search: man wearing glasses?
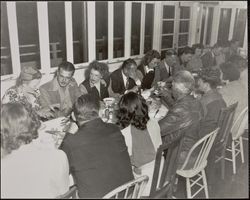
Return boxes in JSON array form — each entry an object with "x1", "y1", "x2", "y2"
[{"x1": 39, "y1": 61, "x2": 81, "y2": 119}]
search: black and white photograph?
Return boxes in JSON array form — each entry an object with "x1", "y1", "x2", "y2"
[{"x1": 1, "y1": 1, "x2": 248, "y2": 198}]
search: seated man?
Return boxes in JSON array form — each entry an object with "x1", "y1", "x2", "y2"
[
  {"x1": 60, "y1": 94, "x2": 134, "y2": 198},
  {"x1": 79, "y1": 60, "x2": 109, "y2": 101},
  {"x1": 178, "y1": 46, "x2": 194, "y2": 69},
  {"x1": 159, "y1": 70, "x2": 204, "y2": 168},
  {"x1": 219, "y1": 55, "x2": 248, "y2": 121},
  {"x1": 158, "y1": 49, "x2": 179, "y2": 82},
  {"x1": 197, "y1": 68, "x2": 227, "y2": 137},
  {"x1": 201, "y1": 43, "x2": 221, "y2": 68},
  {"x1": 186, "y1": 43, "x2": 204, "y2": 73},
  {"x1": 109, "y1": 58, "x2": 141, "y2": 97},
  {"x1": 196, "y1": 68, "x2": 227, "y2": 188},
  {"x1": 137, "y1": 50, "x2": 161, "y2": 90},
  {"x1": 39, "y1": 61, "x2": 81, "y2": 118}
]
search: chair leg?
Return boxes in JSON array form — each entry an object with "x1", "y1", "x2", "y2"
[
  {"x1": 186, "y1": 178, "x2": 192, "y2": 198},
  {"x1": 232, "y1": 140, "x2": 236, "y2": 174},
  {"x1": 202, "y1": 170, "x2": 209, "y2": 198},
  {"x1": 221, "y1": 149, "x2": 226, "y2": 179},
  {"x1": 239, "y1": 136, "x2": 245, "y2": 163}
]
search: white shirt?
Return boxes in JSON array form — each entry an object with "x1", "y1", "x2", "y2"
[
  {"x1": 93, "y1": 82, "x2": 101, "y2": 95},
  {"x1": 1, "y1": 140, "x2": 70, "y2": 198},
  {"x1": 164, "y1": 60, "x2": 171, "y2": 75},
  {"x1": 121, "y1": 70, "x2": 128, "y2": 88}
]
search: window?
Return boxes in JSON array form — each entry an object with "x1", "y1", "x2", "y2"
[
  {"x1": 200, "y1": 7, "x2": 206, "y2": 44},
  {"x1": 16, "y1": 2, "x2": 40, "y2": 69},
  {"x1": 1, "y1": 2, "x2": 159, "y2": 77},
  {"x1": 131, "y1": 2, "x2": 141, "y2": 56},
  {"x1": 205, "y1": 7, "x2": 214, "y2": 45},
  {"x1": 178, "y1": 6, "x2": 190, "y2": 48},
  {"x1": 161, "y1": 5, "x2": 175, "y2": 51},
  {"x1": 161, "y1": 5, "x2": 175, "y2": 58},
  {"x1": 217, "y1": 8, "x2": 232, "y2": 44},
  {"x1": 95, "y1": 2, "x2": 108, "y2": 60},
  {"x1": 72, "y1": 1, "x2": 88, "y2": 64},
  {"x1": 144, "y1": 4, "x2": 154, "y2": 53},
  {"x1": 233, "y1": 9, "x2": 247, "y2": 47},
  {"x1": 48, "y1": 2, "x2": 67, "y2": 68},
  {"x1": 113, "y1": 2, "x2": 125, "y2": 58},
  {"x1": 1, "y1": 2, "x2": 12, "y2": 76}
]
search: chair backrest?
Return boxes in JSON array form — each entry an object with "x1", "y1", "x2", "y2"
[
  {"x1": 231, "y1": 107, "x2": 248, "y2": 140},
  {"x1": 56, "y1": 185, "x2": 78, "y2": 199},
  {"x1": 216, "y1": 102, "x2": 238, "y2": 146},
  {"x1": 179, "y1": 128, "x2": 219, "y2": 171},
  {"x1": 102, "y1": 175, "x2": 149, "y2": 199},
  {"x1": 149, "y1": 129, "x2": 184, "y2": 197}
]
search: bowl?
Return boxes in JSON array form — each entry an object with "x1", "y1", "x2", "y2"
[{"x1": 103, "y1": 97, "x2": 115, "y2": 106}]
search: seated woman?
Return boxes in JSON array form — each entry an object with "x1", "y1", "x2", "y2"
[
  {"x1": 79, "y1": 60, "x2": 109, "y2": 101},
  {"x1": 1, "y1": 102, "x2": 70, "y2": 198},
  {"x1": 137, "y1": 50, "x2": 161, "y2": 90},
  {"x1": 2, "y1": 65, "x2": 54, "y2": 119},
  {"x1": 116, "y1": 92, "x2": 162, "y2": 196}
]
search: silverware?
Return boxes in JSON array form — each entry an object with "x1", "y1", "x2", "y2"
[{"x1": 45, "y1": 130, "x2": 62, "y2": 135}]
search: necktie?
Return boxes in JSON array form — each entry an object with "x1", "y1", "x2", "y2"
[{"x1": 125, "y1": 77, "x2": 130, "y2": 90}]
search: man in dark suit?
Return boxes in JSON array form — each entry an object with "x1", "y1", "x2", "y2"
[
  {"x1": 201, "y1": 43, "x2": 221, "y2": 68},
  {"x1": 60, "y1": 94, "x2": 134, "y2": 198},
  {"x1": 178, "y1": 46, "x2": 193, "y2": 69},
  {"x1": 158, "y1": 49, "x2": 179, "y2": 82},
  {"x1": 109, "y1": 58, "x2": 141, "y2": 97}
]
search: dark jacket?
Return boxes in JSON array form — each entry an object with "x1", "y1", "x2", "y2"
[
  {"x1": 110, "y1": 68, "x2": 136, "y2": 95},
  {"x1": 201, "y1": 51, "x2": 217, "y2": 68},
  {"x1": 159, "y1": 95, "x2": 204, "y2": 154},
  {"x1": 80, "y1": 79, "x2": 109, "y2": 101},
  {"x1": 158, "y1": 60, "x2": 172, "y2": 81},
  {"x1": 199, "y1": 89, "x2": 227, "y2": 137},
  {"x1": 137, "y1": 64, "x2": 161, "y2": 90},
  {"x1": 60, "y1": 118, "x2": 134, "y2": 198}
]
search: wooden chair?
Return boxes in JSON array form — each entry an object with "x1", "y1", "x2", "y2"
[
  {"x1": 102, "y1": 175, "x2": 149, "y2": 199},
  {"x1": 176, "y1": 128, "x2": 219, "y2": 198},
  {"x1": 225, "y1": 106, "x2": 248, "y2": 174},
  {"x1": 214, "y1": 102, "x2": 238, "y2": 179},
  {"x1": 149, "y1": 131, "x2": 184, "y2": 199},
  {"x1": 56, "y1": 185, "x2": 78, "y2": 199}
]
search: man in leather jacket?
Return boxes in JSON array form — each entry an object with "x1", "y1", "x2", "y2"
[{"x1": 159, "y1": 70, "x2": 204, "y2": 168}]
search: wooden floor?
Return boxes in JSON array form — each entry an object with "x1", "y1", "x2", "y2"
[{"x1": 175, "y1": 136, "x2": 249, "y2": 199}]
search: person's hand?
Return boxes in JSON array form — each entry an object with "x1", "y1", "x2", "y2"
[
  {"x1": 157, "y1": 81, "x2": 166, "y2": 87},
  {"x1": 100, "y1": 79, "x2": 107, "y2": 87},
  {"x1": 49, "y1": 103, "x2": 60, "y2": 112},
  {"x1": 61, "y1": 116, "x2": 71, "y2": 126},
  {"x1": 127, "y1": 86, "x2": 139, "y2": 93},
  {"x1": 37, "y1": 107, "x2": 55, "y2": 119}
]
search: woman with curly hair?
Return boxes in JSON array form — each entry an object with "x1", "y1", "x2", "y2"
[
  {"x1": 79, "y1": 60, "x2": 110, "y2": 101},
  {"x1": 116, "y1": 92, "x2": 162, "y2": 196},
  {"x1": 1, "y1": 102, "x2": 69, "y2": 198}
]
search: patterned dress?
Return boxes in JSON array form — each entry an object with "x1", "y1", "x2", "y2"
[{"x1": 2, "y1": 86, "x2": 41, "y2": 111}]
